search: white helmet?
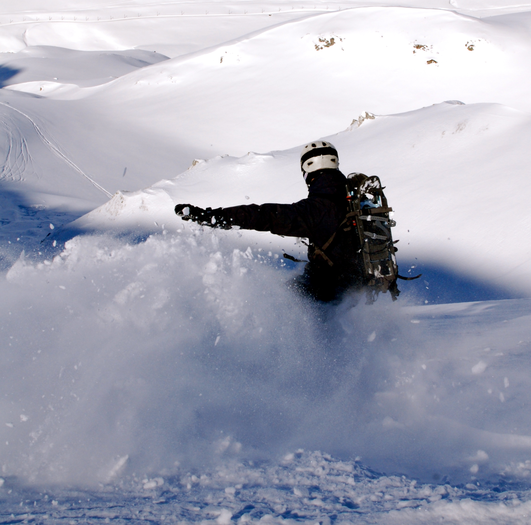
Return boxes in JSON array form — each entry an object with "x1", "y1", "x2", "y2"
[{"x1": 300, "y1": 141, "x2": 339, "y2": 173}]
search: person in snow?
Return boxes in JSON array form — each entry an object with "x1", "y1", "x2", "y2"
[{"x1": 174, "y1": 141, "x2": 361, "y2": 302}]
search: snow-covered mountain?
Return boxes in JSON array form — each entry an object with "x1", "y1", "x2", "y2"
[{"x1": 1, "y1": 1, "x2": 531, "y2": 523}]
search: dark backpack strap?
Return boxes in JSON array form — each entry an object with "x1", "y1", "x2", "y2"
[
  {"x1": 397, "y1": 273, "x2": 422, "y2": 280},
  {"x1": 311, "y1": 244, "x2": 335, "y2": 267},
  {"x1": 311, "y1": 210, "x2": 354, "y2": 267}
]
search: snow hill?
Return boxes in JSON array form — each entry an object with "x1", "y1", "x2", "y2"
[{"x1": 2, "y1": 1, "x2": 531, "y2": 523}]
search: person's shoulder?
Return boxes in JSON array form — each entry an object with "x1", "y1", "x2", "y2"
[
  {"x1": 315, "y1": 169, "x2": 347, "y2": 187},
  {"x1": 320, "y1": 168, "x2": 346, "y2": 180}
]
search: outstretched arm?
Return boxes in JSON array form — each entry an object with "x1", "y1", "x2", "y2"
[
  {"x1": 174, "y1": 194, "x2": 338, "y2": 242},
  {"x1": 174, "y1": 200, "x2": 318, "y2": 239},
  {"x1": 222, "y1": 202, "x2": 313, "y2": 238}
]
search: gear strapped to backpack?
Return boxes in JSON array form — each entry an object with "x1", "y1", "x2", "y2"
[
  {"x1": 345, "y1": 173, "x2": 400, "y2": 302},
  {"x1": 312, "y1": 172, "x2": 419, "y2": 303}
]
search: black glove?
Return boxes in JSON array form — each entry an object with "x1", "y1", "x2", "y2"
[{"x1": 174, "y1": 204, "x2": 231, "y2": 229}]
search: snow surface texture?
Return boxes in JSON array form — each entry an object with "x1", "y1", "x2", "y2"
[{"x1": 2, "y1": 0, "x2": 531, "y2": 523}]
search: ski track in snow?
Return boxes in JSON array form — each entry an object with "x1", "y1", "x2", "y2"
[
  {"x1": 0, "y1": 125, "x2": 30, "y2": 183},
  {"x1": 0, "y1": 102, "x2": 112, "y2": 198}
]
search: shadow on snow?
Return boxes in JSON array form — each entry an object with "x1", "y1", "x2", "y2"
[
  {"x1": 1, "y1": 187, "x2": 525, "y2": 305},
  {"x1": 0, "y1": 185, "x2": 87, "y2": 270},
  {"x1": 0, "y1": 65, "x2": 22, "y2": 88}
]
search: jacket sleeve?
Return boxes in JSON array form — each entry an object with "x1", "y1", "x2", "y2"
[{"x1": 222, "y1": 198, "x2": 332, "y2": 239}]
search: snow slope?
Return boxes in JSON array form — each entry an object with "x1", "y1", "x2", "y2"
[
  {"x1": 88, "y1": 5, "x2": 531, "y2": 151},
  {"x1": 60, "y1": 100, "x2": 531, "y2": 300},
  {"x1": 2, "y1": 0, "x2": 531, "y2": 523},
  {"x1": 10, "y1": 6, "x2": 529, "y2": 155}
]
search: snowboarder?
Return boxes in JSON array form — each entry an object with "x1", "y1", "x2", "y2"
[{"x1": 174, "y1": 141, "x2": 361, "y2": 302}]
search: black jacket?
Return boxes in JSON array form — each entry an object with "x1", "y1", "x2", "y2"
[
  {"x1": 221, "y1": 169, "x2": 360, "y2": 300},
  {"x1": 223, "y1": 168, "x2": 345, "y2": 248}
]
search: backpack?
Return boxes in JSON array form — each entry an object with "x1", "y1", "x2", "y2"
[
  {"x1": 343, "y1": 173, "x2": 400, "y2": 302},
  {"x1": 313, "y1": 172, "x2": 418, "y2": 303}
]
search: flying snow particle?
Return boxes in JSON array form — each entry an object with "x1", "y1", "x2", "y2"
[
  {"x1": 500, "y1": 392, "x2": 505, "y2": 403},
  {"x1": 382, "y1": 416, "x2": 404, "y2": 429},
  {"x1": 106, "y1": 455, "x2": 129, "y2": 482},
  {"x1": 468, "y1": 450, "x2": 489, "y2": 462},
  {"x1": 216, "y1": 509, "x2": 233, "y2": 525},
  {"x1": 143, "y1": 477, "x2": 164, "y2": 490},
  {"x1": 471, "y1": 361, "x2": 487, "y2": 375}
]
